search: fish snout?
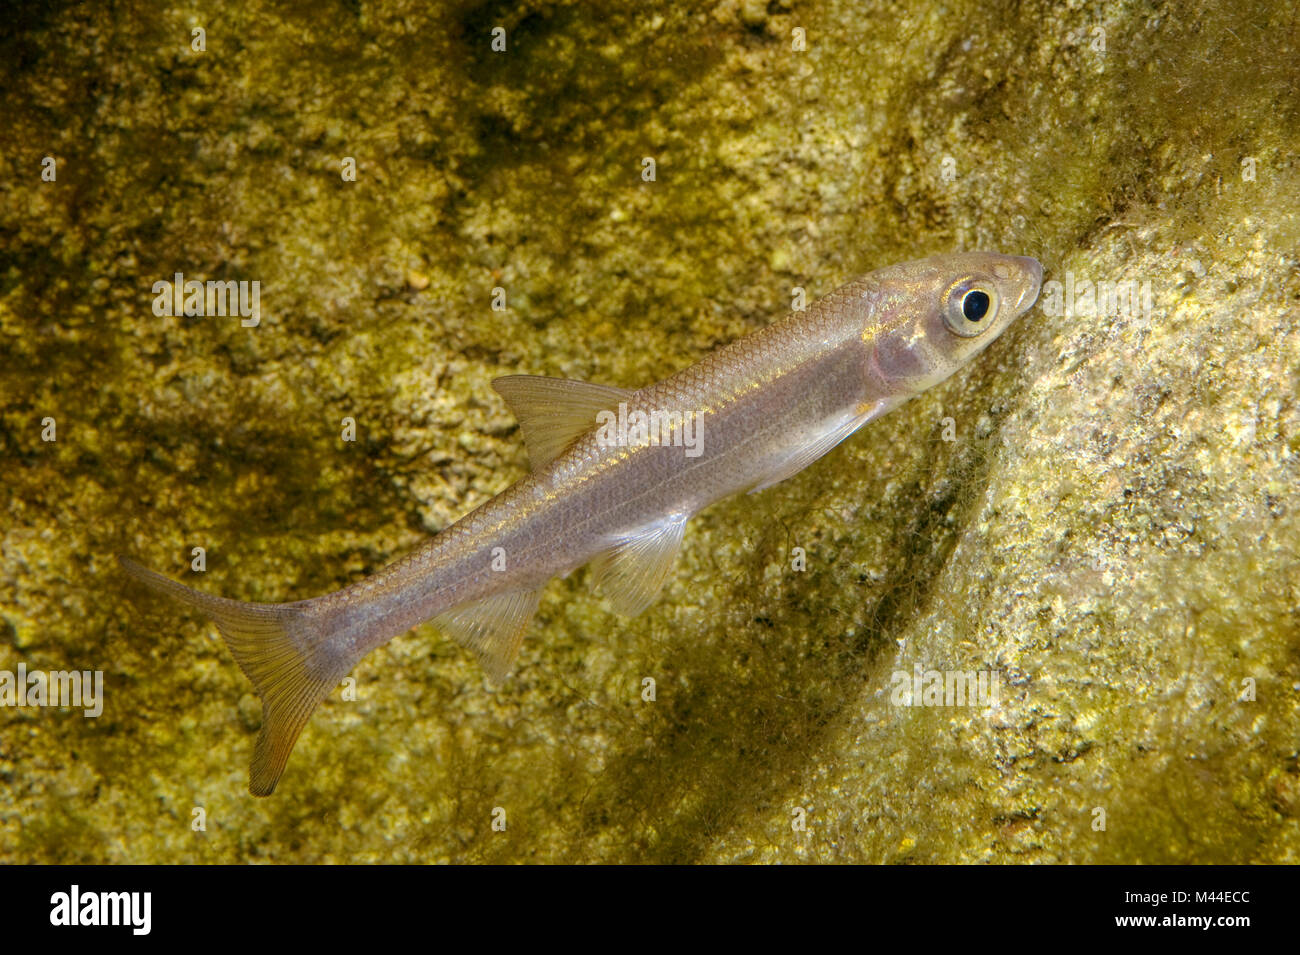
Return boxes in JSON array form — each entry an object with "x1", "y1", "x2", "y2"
[{"x1": 1009, "y1": 255, "x2": 1043, "y2": 314}]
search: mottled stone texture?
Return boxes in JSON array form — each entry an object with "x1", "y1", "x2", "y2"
[{"x1": 0, "y1": 0, "x2": 1296, "y2": 862}]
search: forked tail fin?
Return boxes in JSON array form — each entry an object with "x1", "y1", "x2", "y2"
[{"x1": 119, "y1": 556, "x2": 351, "y2": 796}]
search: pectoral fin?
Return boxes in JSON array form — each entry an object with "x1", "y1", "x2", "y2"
[
  {"x1": 590, "y1": 513, "x2": 689, "y2": 617},
  {"x1": 434, "y1": 589, "x2": 542, "y2": 682},
  {"x1": 747, "y1": 399, "x2": 897, "y2": 494},
  {"x1": 492, "y1": 375, "x2": 633, "y2": 469}
]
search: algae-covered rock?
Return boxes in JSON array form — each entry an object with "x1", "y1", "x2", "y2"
[{"x1": 0, "y1": 0, "x2": 1296, "y2": 862}]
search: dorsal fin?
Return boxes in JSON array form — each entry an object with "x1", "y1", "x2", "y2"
[
  {"x1": 433, "y1": 589, "x2": 542, "y2": 683},
  {"x1": 492, "y1": 375, "x2": 633, "y2": 470}
]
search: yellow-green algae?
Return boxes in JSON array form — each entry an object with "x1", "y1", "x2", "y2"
[{"x1": 0, "y1": 0, "x2": 1297, "y2": 862}]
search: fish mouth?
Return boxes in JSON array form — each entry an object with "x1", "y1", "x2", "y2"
[{"x1": 1010, "y1": 255, "x2": 1043, "y2": 313}]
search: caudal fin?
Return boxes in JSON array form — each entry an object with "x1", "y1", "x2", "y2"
[{"x1": 119, "y1": 556, "x2": 350, "y2": 796}]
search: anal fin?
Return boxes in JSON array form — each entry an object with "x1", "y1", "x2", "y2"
[
  {"x1": 434, "y1": 589, "x2": 542, "y2": 683},
  {"x1": 590, "y1": 513, "x2": 689, "y2": 617}
]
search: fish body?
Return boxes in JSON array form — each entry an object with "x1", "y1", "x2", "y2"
[{"x1": 122, "y1": 251, "x2": 1042, "y2": 794}]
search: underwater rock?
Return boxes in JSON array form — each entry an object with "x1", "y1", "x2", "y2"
[{"x1": 0, "y1": 0, "x2": 1296, "y2": 862}]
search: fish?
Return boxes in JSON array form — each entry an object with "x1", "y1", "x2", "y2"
[{"x1": 121, "y1": 251, "x2": 1043, "y2": 795}]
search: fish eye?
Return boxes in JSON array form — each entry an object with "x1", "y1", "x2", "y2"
[
  {"x1": 943, "y1": 279, "x2": 1000, "y2": 338},
  {"x1": 963, "y1": 290, "x2": 990, "y2": 321}
]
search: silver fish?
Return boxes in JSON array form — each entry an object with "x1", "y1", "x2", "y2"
[{"x1": 122, "y1": 251, "x2": 1042, "y2": 794}]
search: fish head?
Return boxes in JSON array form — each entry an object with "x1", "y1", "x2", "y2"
[{"x1": 865, "y1": 251, "x2": 1042, "y2": 394}]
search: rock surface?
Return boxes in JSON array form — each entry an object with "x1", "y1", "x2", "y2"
[{"x1": 0, "y1": 0, "x2": 1296, "y2": 862}]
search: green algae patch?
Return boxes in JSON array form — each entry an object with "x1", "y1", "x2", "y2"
[{"x1": 1, "y1": 0, "x2": 1297, "y2": 862}]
